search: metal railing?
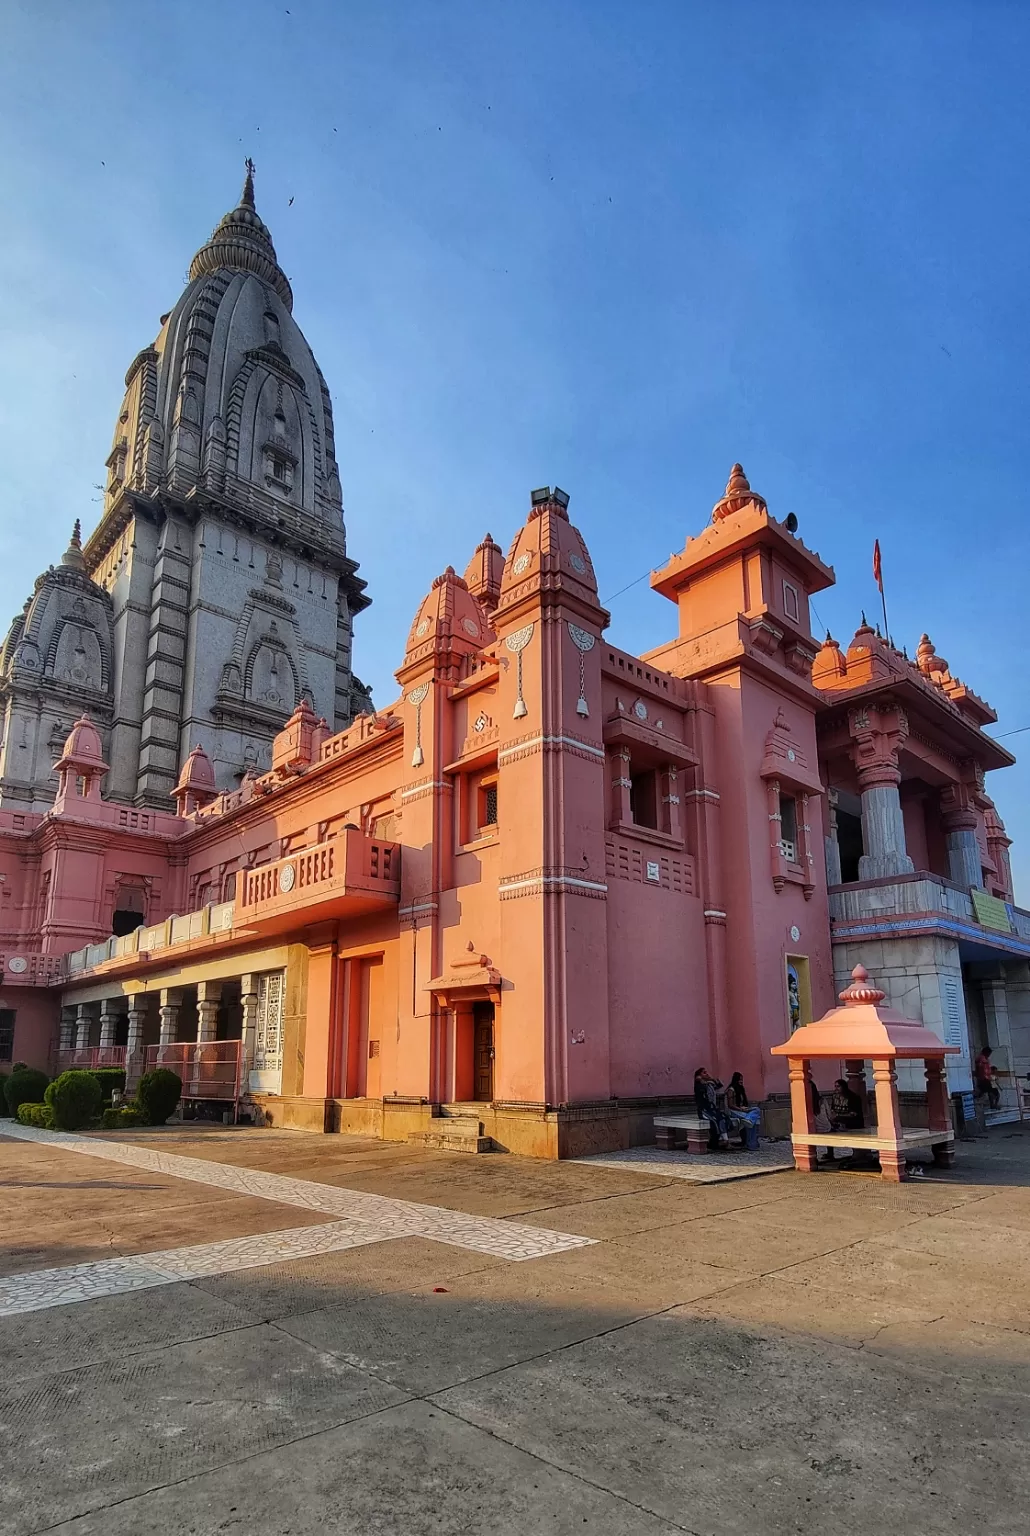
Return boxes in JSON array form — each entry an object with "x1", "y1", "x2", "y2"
[
  {"x1": 52, "y1": 1046, "x2": 127, "y2": 1073},
  {"x1": 143, "y1": 1040, "x2": 243, "y2": 1112}
]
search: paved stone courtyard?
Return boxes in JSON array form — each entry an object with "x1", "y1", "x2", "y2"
[{"x1": 2, "y1": 1123, "x2": 1030, "y2": 1535}]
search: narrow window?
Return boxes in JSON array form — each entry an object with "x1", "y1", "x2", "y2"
[
  {"x1": 779, "y1": 793, "x2": 798, "y2": 860},
  {"x1": 0, "y1": 1009, "x2": 14, "y2": 1062},
  {"x1": 630, "y1": 771, "x2": 658, "y2": 829},
  {"x1": 782, "y1": 581, "x2": 800, "y2": 623}
]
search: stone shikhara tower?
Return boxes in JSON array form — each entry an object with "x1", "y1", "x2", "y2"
[{"x1": 0, "y1": 163, "x2": 370, "y2": 811}]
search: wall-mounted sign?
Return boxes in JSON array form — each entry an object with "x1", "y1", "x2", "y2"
[{"x1": 971, "y1": 888, "x2": 1012, "y2": 933}]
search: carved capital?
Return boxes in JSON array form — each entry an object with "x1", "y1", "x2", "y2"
[{"x1": 848, "y1": 701, "x2": 908, "y2": 790}]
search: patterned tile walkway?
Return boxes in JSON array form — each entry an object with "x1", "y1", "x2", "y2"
[
  {"x1": 0, "y1": 1124, "x2": 595, "y2": 1317},
  {"x1": 571, "y1": 1140, "x2": 795, "y2": 1182}
]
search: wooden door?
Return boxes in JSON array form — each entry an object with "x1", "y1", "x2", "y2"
[
  {"x1": 473, "y1": 1003, "x2": 494, "y2": 1102},
  {"x1": 357, "y1": 957, "x2": 383, "y2": 1099}
]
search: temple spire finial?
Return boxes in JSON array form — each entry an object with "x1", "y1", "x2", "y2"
[
  {"x1": 712, "y1": 461, "x2": 767, "y2": 523},
  {"x1": 70, "y1": 519, "x2": 81, "y2": 549},
  {"x1": 242, "y1": 157, "x2": 256, "y2": 209}
]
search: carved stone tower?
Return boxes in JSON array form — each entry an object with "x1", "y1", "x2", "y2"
[{"x1": 1, "y1": 163, "x2": 370, "y2": 811}]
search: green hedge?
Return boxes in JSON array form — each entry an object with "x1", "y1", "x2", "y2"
[
  {"x1": 136, "y1": 1068, "x2": 182, "y2": 1125},
  {"x1": 4, "y1": 1068, "x2": 49, "y2": 1118},
  {"x1": 17, "y1": 1102, "x2": 54, "y2": 1129},
  {"x1": 89, "y1": 1068, "x2": 127, "y2": 1103},
  {"x1": 44, "y1": 1071, "x2": 103, "y2": 1132},
  {"x1": 101, "y1": 1104, "x2": 146, "y2": 1130}
]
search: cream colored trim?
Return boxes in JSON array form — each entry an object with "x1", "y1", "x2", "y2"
[{"x1": 60, "y1": 944, "x2": 294, "y2": 1007}]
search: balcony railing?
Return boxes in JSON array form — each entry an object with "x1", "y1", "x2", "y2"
[
  {"x1": 144, "y1": 1041, "x2": 243, "y2": 1107},
  {"x1": 63, "y1": 901, "x2": 236, "y2": 979},
  {"x1": 236, "y1": 829, "x2": 400, "y2": 926}
]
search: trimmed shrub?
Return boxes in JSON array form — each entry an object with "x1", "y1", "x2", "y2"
[
  {"x1": 44, "y1": 1070, "x2": 103, "y2": 1132},
  {"x1": 89, "y1": 1068, "x2": 127, "y2": 1103},
  {"x1": 5, "y1": 1067, "x2": 49, "y2": 1118},
  {"x1": 136, "y1": 1068, "x2": 182, "y2": 1126},
  {"x1": 101, "y1": 1104, "x2": 146, "y2": 1130},
  {"x1": 17, "y1": 1102, "x2": 54, "y2": 1129}
]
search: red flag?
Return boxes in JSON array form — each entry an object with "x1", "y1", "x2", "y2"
[{"x1": 873, "y1": 539, "x2": 883, "y2": 593}]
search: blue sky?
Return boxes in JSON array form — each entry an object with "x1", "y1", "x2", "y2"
[{"x1": 2, "y1": 1, "x2": 1028, "y2": 889}]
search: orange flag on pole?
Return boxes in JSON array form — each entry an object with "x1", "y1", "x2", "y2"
[{"x1": 873, "y1": 539, "x2": 883, "y2": 594}]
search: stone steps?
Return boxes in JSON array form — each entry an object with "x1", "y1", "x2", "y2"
[{"x1": 408, "y1": 1127, "x2": 494, "y2": 1154}]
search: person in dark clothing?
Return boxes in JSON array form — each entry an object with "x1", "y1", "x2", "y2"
[
  {"x1": 975, "y1": 1046, "x2": 1001, "y2": 1109},
  {"x1": 694, "y1": 1066, "x2": 730, "y2": 1148},
  {"x1": 828, "y1": 1077, "x2": 865, "y2": 1132},
  {"x1": 726, "y1": 1072, "x2": 749, "y2": 1109}
]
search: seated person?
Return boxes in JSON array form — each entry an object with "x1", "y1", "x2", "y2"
[
  {"x1": 828, "y1": 1077, "x2": 865, "y2": 1132},
  {"x1": 694, "y1": 1066, "x2": 730, "y2": 1149},
  {"x1": 726, "y1": 1072, "x2": 749, "y2": 1109}
]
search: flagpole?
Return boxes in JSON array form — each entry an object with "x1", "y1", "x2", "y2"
[{"x1": 874, "y1": 539, "x2": 890, "y2": 645}]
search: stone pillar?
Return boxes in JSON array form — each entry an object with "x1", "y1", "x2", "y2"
[
  {"x1": 98, "y1": 1001, "x2": 122, "y2": 1050},
  {"x1": 858, "y1": 782, "x2": 914, "y2": 879},
  {"x1": 609, "y1": 746, "x2": 632, "y2": 827},
  {"x1": 126, "y1": 1001, "x2": 148, "y2": 1080},
  {"x1": 196, "y1": 980, "x2": 221, "y2": 1043},
  {"x1": 75, "y1": 1002, "x2": 94, "y2": 1051},
  {"x1": 240, "y1": 974, "x2": 259, "y2": 1080},
  {"x1": 924, "y1": 1058, "x2": 950, "y2": 1133},
  {"x1": 59, "y1": 1007, "x2": 76, "y2": 1051},
  {"x1": 872, "y1": 1058, "x2": 905, "y2": 1181},
  {"x1": 660, "y1": 766, "x2": 682, "y2": 841},
  {"x1": 158, "y1": 988, "x2": 181, "y2": 1046},
  {"x1": 849, "y1": 704, "x2": 914, "y2": 879},
  {"x1": 824, "y1": 788, "x2": 843, "y2": 887},
  {"x1": 940, "y1": 783, "x2": 982, "y2": 890},
  {"x1": 787, "y1": 1057, "x2": 818, "y2": 1173}
]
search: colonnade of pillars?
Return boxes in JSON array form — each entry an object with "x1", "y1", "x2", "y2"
[{"x1": 59, "y1": 974, "x2": 261, "y2": 1082}]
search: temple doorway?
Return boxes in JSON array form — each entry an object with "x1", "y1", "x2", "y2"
[{"x1": 473, "y1": 1001, "x2": 495, "y2": 1102}]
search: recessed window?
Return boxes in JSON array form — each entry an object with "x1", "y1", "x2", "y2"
[
  {"x1": 779, "y1": 793, "x2": 798, "y2": 860},
  {"x1": 782, "y1": 581, "x2": 800, "y2": 623},
  {"x1": 478, "y1": 779, "x2": 498, "y2": 832},
  {"x1": 0, "y1": 1009, "x2": 14, "y2": 1063},
  {"x1": 271, "y1": 457, "x2": 289, "y2": 483},
  {"x1": 630, "y1": 771, "x2": 658, "y2": 830}
]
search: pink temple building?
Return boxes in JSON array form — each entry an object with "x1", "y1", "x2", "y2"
[{"x1": 1, "y1": 177, "x2": 1027, "y2": 1155}]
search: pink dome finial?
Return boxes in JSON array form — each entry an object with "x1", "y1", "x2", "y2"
[{"x1": 839, "y1": 964, "x2": 887, "y2": 1006}]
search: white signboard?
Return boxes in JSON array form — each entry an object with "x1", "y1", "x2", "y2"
[{"x1": 941, "y1": 973, "x2": 972, "y2": 1092}]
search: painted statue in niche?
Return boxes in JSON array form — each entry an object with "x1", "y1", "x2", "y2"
[{"x1": 786, "y1": 964, "x2": 802, "y2": 1032}]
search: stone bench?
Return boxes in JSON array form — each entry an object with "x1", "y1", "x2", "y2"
[{"x1": 654, "y1": 1115, "x2": 717, "y2": 1154}]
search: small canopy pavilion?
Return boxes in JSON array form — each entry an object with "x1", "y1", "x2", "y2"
[{"x1": 771, "y1": 964, "x2": 958, "y2": 1182}]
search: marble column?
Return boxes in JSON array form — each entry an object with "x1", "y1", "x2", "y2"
[
  {"x1": 196, "y1": 980, "x2": 221, "y2": 1043},
  {"x1": 75, "y1": 1002, "x2": 94, "y2": 1051},
  {"x1": 940, "y1": 785, "x2": 982, "y2": 890},
  {"x1": 240, "y1": 974, "x2": 259, "y2": 1082},
  {"x1": 126, "y1": 1001, "x2": 148, "y2": 1083},
  {"x1": 858, "y1": 780, "x2": 914, "y2": 879},
  {"x1": 58, "y1": 1007, "x2": 76, "y2": 1051},
  {"x1": 98, "y1": 1001, "x2": 122, "y2": 1050},
  {"x1": 824, "y1": 788, "x2": 843, "y2": 887},
  {"x1": 945, "y1": 827, "x2": 982, "y2": 890},
  {"x1": 158, "y1": 988, "x2": 181, "y2": 1047}
]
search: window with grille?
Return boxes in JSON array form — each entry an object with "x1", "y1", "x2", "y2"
[
  {"x1": 0, "y1": 1009, "x2": 14, "y2": 1063},
  {"x1": 779, "y1": 793, "x2": 798, "y2": 861},
  {"x1": 482, "y1": 781, "x2": 498, "y2": 828}
]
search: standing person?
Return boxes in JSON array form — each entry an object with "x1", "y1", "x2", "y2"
[
  {"x1": 694, "y1": 1067, "x2": 730, "y2": 1149},
  {"x1": 974, "y1": 1045, "x2": 1000, "y2": 1110}
]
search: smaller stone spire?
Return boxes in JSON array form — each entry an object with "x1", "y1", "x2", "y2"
[
  {"x1": 242, "y1": 156, "x2": 256, "y2": 209},
  {"x1": 61, "y1": 519, "x2": 85, "y2": 570}
]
